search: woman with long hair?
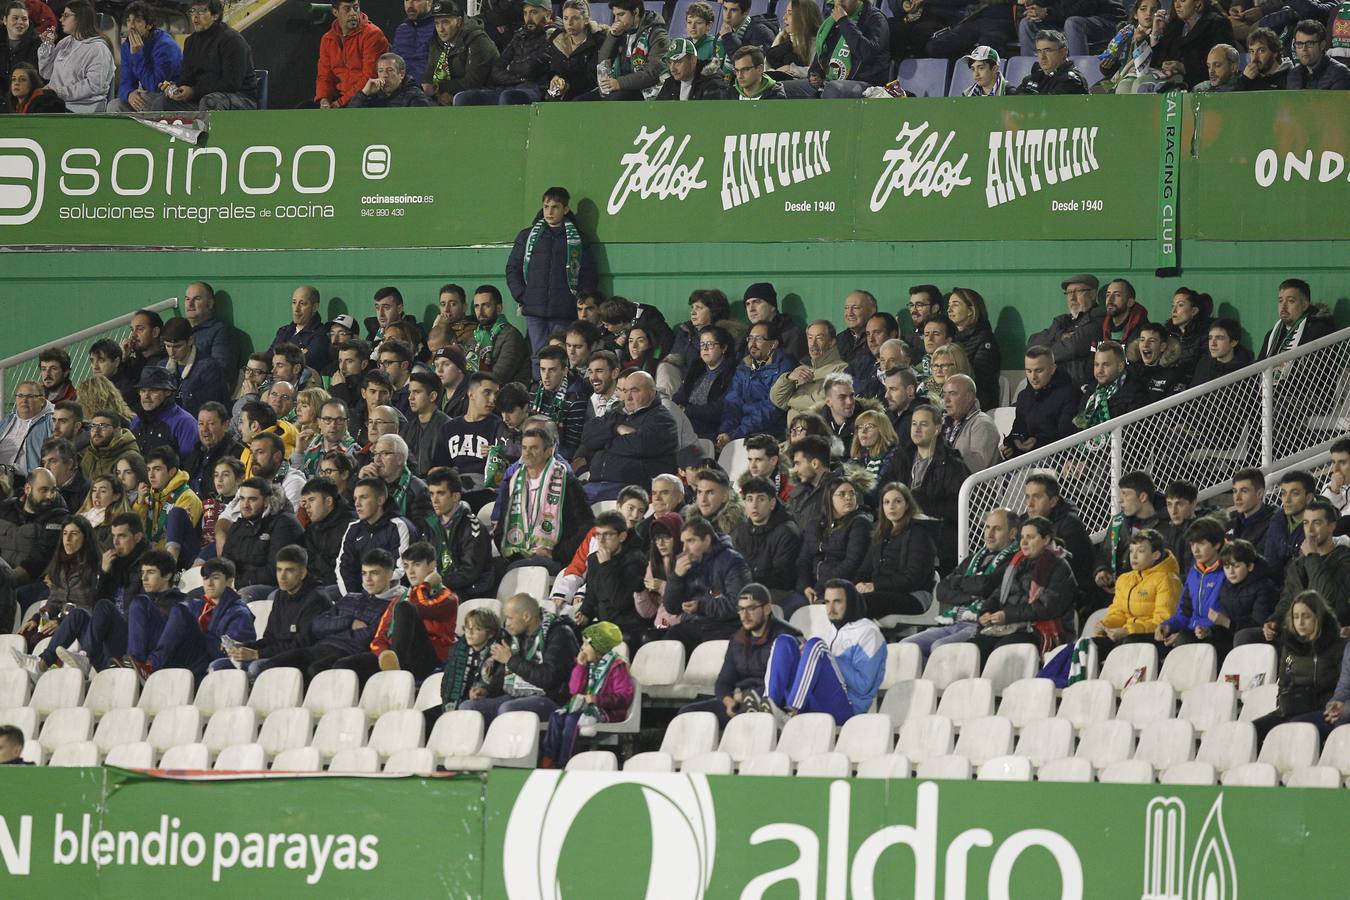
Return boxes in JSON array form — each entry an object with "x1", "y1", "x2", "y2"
[
  {"x1": 673, "y1": 325, "x2": 736, "y2": 442},
  {"x1": 76, "y1": 374, "x2": 135, "y2": 425},
  {"x1": 848, "y1": 409, "x2": 898, "y2": 491},
  {"x1": 622, "y1": 324, "x2": 661, "y2": 375},
  {"x1": 636, "y1": 512, "x2": 684, "y2": 631},
  {"x1": 1150, "y1": 0, "x2": 1234, "y2": 90},
  {"x1": 36, "y1": 0, "x2": 113, "y2": 112},
  {"x1": 970, "y1": 516, "x2": 1077, "y2": 662},
  {"x1": 7, "y1": 60, "x2": 65, "y2": 112},
  {"x1": 946, "y1": 287, "x2": 1002, "y2": 412},
  {"x1": 114, "y1": 454, "x2": 150, "y2": 508},
  {"x1": 1251, "y1": 590, "x2": 1345, "y2": 743},
  {"x1": 782, "y1": 409, "x2": 843, "y2": 461},
  {"x1": 787, "y1": 474, "x2": 872, "y2": 617},
  {"x1": 14, "y1": 515, "x2": 102, "y2": 651},
  {"x1": 767, "y1": 0, "x2": 822, "y2": 81},
  {"x1": 77, "y1": 473, "x2": 135, "y2": 551},
  {"x1": 855, "y1": 483, "x2": 938, "y2": 618}
]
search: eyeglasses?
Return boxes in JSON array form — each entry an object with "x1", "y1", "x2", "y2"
[
  {"x1": 745, "y1": 335, "x2": 774, "y2": 344},
  {"x1": 698, "y1": 342, "x2": 720, "y2": 350},
  {"x1": 319, "y1": 415, "x2": 347, "y2": 424},
  {"x1": 245, "y1": 367, "x2": 269, "y2": 376},
  {"x1": 14, "y1": 393, "x2": 42, "y2": 400},
  {"x1": 789, "y1": 424, "x2": 808, "y2": 435},
  {"x1": 1293, "y1": 39, "x2": 1321, "y2": 49},
  {"x1": 736, "y1": 604, "x2": 765, "y2": 615},
  {"x1": 856, "y1": 424, "x2": 878, "y2": 433},
  {"x1": 89, "y1": 423, "x2": 116, "y2": 431}
]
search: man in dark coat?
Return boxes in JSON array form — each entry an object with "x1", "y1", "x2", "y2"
[
  {"x1": 577, "y1": 370, "x2": 678, "y2": 502},
  {"x1": 1003, "y1": 346, "x2": 1080, "y2": 460}
]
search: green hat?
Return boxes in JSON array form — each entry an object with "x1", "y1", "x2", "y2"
[
  {"x1": 666, "y1": 38, "x2": 697, "y2": 61},
  {"x1": 582, "y1": 622, "x2": 623, "y2": 657},
  {"x1": 522, "y1": 0, "x2": 550, "y2": 8}
]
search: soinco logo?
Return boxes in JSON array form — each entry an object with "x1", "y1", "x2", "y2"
[
  {"x1": 1143, "y1": 795, "x2": 1238, "y2": 900},
  {"x1": 607, "y1": 126, "x2": 832, "y2": 215},
  {"x1": 0, "y1": 138, "x2": 45, "y2": 225},
  {"x1": 502, "y1": 771, "x2": 716, "y2": 899}
]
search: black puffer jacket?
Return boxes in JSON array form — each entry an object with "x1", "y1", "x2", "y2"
[
  {"x1": 422, "y1": 501, "x2": 492, "y2": 597},
  {"x1": 504, "y1": 616, "x2": 581, "y2": 706},
  {"x1": 884, "y1": 444, "x2": 970, "y2": 573},
  {"x1": 1007, "y1": 368, "x2": 1080, "y2": 454},
  {"x1": 954, "y1": 319, "x2": 1002, "y2": 413},
  {"x1": 304, "y1": 502, "x2": 357, "y2": 588},
  {"x1": 252, "y1": 580, "x2": 333, "y2": 656},
  {"x1": 0, "y1": 498, "x2": 66, "y2": 582},
  {"x1": 580, "y1": 545, "x2": 649, "y2": 633},
  {"x1": 1151, "y1": 10, "x2": 1235, "y2": 90},
  {"x1": 983, "y1": 548, "x2": 1077, "y2": 637},
  {"x1": 491, "y1": 22, "x2": 555, "y2": 86},
  {"x1": 222, "y1": 499, "x2": 304, "y2": 590},
  {"x1": 798, "y1": 511, "x2": 873, "y2": 594},
  {"x1": 543, "y1": 23, "x2": 606, "y2": 98},
  {"x1": 1274, "y1": 608, "x2": 1345, "y2": 716},
  {"x1": 730, "y1": 502, "x2": 803, "y2": 592},
  {"x1": 859, "y1": 521, "x2": 938, "y2": 597}
]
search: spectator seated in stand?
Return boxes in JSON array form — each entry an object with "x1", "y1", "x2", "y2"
[
  {"x1": 425, "y1": 605, "x2": 505, "y2": 730},
  {"x1": 494, "y1": 424, "x2": 592, "y2": 577},
  {"x1": 575, "y1": 370, "x2": 677, "y2": 502},
  {"x1": 731, "y1": 476, "x2": 803, "y2": 600},
  {"x1": 1214, "y1": 539, "x2": 1277, "y2": 639},
  {"x1": 335, "y1": 476, "x2": 416, "y2": 596},
  {"x1": 652, "y1": 515, "x2": 751, "y2": 653},
  {"x1": 854, "y1": 482, "x2": 938, "y2": 619},
  {"x1": 144, "y1": 0, "x2": 258, "y2": 110},
  {"x1": 1189, "y1": 317, "x2": 1254, "y2": 387},
  {"x1": 770, "y1": 321, "x2": 848, "y2": 419},
  {"x1": 140, "y1": 446, "x2": 203, "y2": 569},
  {"x1": 347, "y1": 51, "x2": 434, "y2": 106},
  {"x1": 256, "y1": 548, "x2": 400, "y2": 684},
  {"x1": 970, "y1": 516, "x2": 1077, "y2": 663},
  {"x1": 1012, "y1": 29, "x2": 1089, "y2": 94},
  {"x1": 1126, "y1": 321, "x2": 1185, "y2": 407},
  {"x1": 36, "y1": 0, "x2": 113, "y2": 113},
  {"x1": 1155, "y1": 516, "x2": 1231, "y2": 658},
  {"x1": 885, "y1": 404, "x2": 969, "y2": 573},
  {"x1": 939, "y1": 373, "x2": 999, "y2": 474},
  {"x1": 423, "y1": 0, "x2": 501, "y2": 105},
  {"x1": 130, "y1": 367, "x2": 198, "y2": 463},
  {"x1": 903, "y1": 507, "x2": 1018, "y2": 659},
  {"x1": 1324, "y1": 438, "x2": 1350, "y2": 526},
  {"x1": 1257, "y1": 277, "x2": 1337, "y2": 359},
  {"x1": 539, "y1": 621, "x2": 635, "y2": 768},
  {"x1": 761, "y1": 579, "x2": 886, "y2": 725},
  {"x1": 422, "y1": 466, "x2": 493, "y2": 599},
  {"x1": 454, "y1": 0, "x2": 556, "y2": 104},
  {"x1": 595, "y1": 0, "x2": 669, "y2": 100},
  {"x1": 144, "y1": 557, "x2": 255, "y2": 681},
  {"x1": 1090, "y1": 529, "x2": 1180, "y2": 660},
  {"x1": 1226, "y1": 467, "x2": 1276, "y2": 547},
  {"x1": 315, "y1": 0, "x2": 388, "y2": 108},
  {"x1": 1093, "y1": 470, "x2": 1165, "y2": 596},
  {"x1": 1002, "y1": 345, "x2": 1079, "y2": 461},
  {"x1": 393, "y1": 0, "x2": 438, "y2": 79},
  {"x1": 459, "y1": 592, "x2": 580, "y2": 723},
  {"x1": 210, "y1": 544, "x2": 332, "y2": 680},
  {"x1": 1248, "y1": 589, "x2": 1345, "y2": 743},
  {"x1": 571, "y1": 510, "x2": 650, "y2": 650},
  {"x1": 1285, "y1": 18, "x2": 1350, "y2": 91},
  {"x1": 221, "y1": 477, "x2": 303, "y2": 600}
]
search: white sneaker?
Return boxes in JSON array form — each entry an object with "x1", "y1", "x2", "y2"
[
  {"x1": 764, "y1": 697, "x2": 790, "y2": 730},
  {"x1": 11, "y1": 648, "x2": 44, "y2": 685},
  {"x1": 56, "y1": 647, "x2": 92, "y2": 680}
]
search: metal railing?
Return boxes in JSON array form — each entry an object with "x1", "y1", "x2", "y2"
[
  {"x1": 957, "y1": 324, "x2": 1350, "y2": 555},
  {"x1": 0, "y1": 298, "x2": 180, "y2": 409}
]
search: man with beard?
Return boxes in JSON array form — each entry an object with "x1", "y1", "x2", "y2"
[
  {"x1": 882, "y1": 366, "x2": 920, "y2": 456},
  {"x1": 144, "y1": 0, "x2": 259, "y2": 110},
  {"x1": 0, "y1": 467, "x2": 65, "y2": 585},
  {"x1": 184, "y1": 402, "x2": 241, "y2": 493},
  {"x1": 299, "y1": 476, "x2": 356, "y2": 589},
  {"x1": 465, "y1": 286, "x2": 530, "y2": 385},
  {"x1": 297, "y1": 399, "x2": 360, "y2": 478},
  {"x1": 1101, "y1": 278, "x2": 1149, "y2": 347},
  {"x1": 1002, "y1": 346, "x2": 1078, "y2": 460},
  {"x1": 129, "y1": 367, "x2": 198, "y2": 460},
  {"x1": 454, "y1": 0, "x2": 555, "y2": 103},
  {"x1": 119, "y1": 309, "x2": 168, "y2": 394},
  {"x1": 718, "y1": 319, "x2": 795, "y2": 449},
  {"x1": 80, "y1": 410, "x2": 143, "y2": 484},
  {"x1": 1028, "y1": 274, "x2": 1107, "y2": 389}
]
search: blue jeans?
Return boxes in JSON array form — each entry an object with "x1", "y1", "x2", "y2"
[
  {"x1": 525, "y1": 315, "x2": 576, "y2": 378},
  {"x1": 39, "y1": 600, "x2": 128, "y2": 669},
  {"x1": 900, "y1": 621, "x2": 978, "y2": 660},
  {"x1": 1018, "y1": 15, "x2": 1117, "y2": 56},
  {"x1": 458, "y1": 692, "x2": 558, "y2": 725},
  {"x1": 765, "y1": 635, "x2": 855, "y2": 725}
]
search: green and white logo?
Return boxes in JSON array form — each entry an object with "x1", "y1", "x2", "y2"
[{"x1": 0, "y1": 138, "x2": 45, "y2": 225}]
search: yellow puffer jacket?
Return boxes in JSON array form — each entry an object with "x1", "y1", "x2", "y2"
[{"x1": 1101, "y1": 551, "x2": 1181, "y2": 635}]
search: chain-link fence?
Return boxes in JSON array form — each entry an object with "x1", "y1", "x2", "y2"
[
  {"x1": 957, "y1": 325, "x2": 1350, "y2": 557},
  {"x1": 0, "y1": 299, "x2": 179, "y2": 410}
]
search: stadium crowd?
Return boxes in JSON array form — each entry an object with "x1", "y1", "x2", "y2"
[
  {"x1": 2, "y1": 185, "x2": 1348, "y2": 764},
  {"x1": 2, "y1": 0, "x2": 1347, "y2": 112}
]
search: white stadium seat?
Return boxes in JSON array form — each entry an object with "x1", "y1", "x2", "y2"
[
  {"x1": 271, "y1": 746, "x2": 322, "y2": 772},
  {"x1": 1285, "y1": 766, "x2": 1341, "y2": 789},
  {"x1": 922, "y1": 644, "x2": 980, "y2": 692},
  {"x1": 248, "y1": 667, "x2": 304, "y2": 719},
  {"x1": 797, "y1": 752, "x2": 851, "y2": 778},
  {"x1": 0, "y1": 669, "x2": 32, "y2": 708},
  {"x1": 384, "y1": 747, "x2": 436, "y2": 775},
  {"x1": 194, "y1": 669, "x2": 249, "y2": 717},
  {"x1": 1036, "y1": 757, "x2": 1093, "y2": 783},
  {"x1": 39, "y1": 707, "x2": 94, "y2": 756},
  {"x1": 303, "y1": 669, "x2": 360, "y2": 720},
  {"x1": 83, "y1": 668, "x2": 139, "y2": 718},
  {"x1": 1317, "y1": 724, "x2": 1350, "y2": 781},
  {"x1": 1074, "y1": 720, "x2": 1134, "y2": 774},
  {"x1": 104, "y1": 741, "x2": 155, "y2": 769},
  {"x1": 367, "y1": 709, "x2": 426, "y2": 763},
  {"x1": 879, "y1": 679, "x2": 937, "y2": 731},
  {"x1": 311, "y1": 708, "x2": 369, "y2": 762},
  {"x1": 681, "y1": 751, "x2": 733, "y2": 775},
  {"x1": 1178, "y1": 681, "x2": 1236, "y2": 733},
  {"x1": 997, "y1": 678, "x2": 1056, "y2": 731},
  {"x1": 201, "y1": 706, "x2": 259, "y2": 758},
  {"x1": 567, "y1": 750, "x2": 620, "y2": 772},
  {"x1": 953, "y1": 716, "x2": 1014, "y2": 767},
  {"x1": 359, "y1": 671, "x2": 416, "y2": 723},
  {"x1": 788, "y1": 605, "x2": 831, "y2": 641},
  {"x1": 0, "y1": 634, "x2": 27, "y2": 668},
  {"x1": 1159, "y1": 761, "x2": 1217, "y2": 786},
  {"x1": 1133, "y1": 719, "x2": 1195, "y2": 772},
  {"x1": 247, "y1": 600, "x2": 273, "y2": 638},
  {"x1": 1115, "y1": 681, "x2": 1176, "y2": 731},
  {"x1": 978, "y1": 756, "x2": 1033, "y2": 781},
  {"x1": 138, "y1": 669, "x2": 194, "y2": 718},
  {"x1": 146, "y1": 706, "x2": 203, "y2": 759},
  {"x1": 257, "y1": 707, "x2": 314, "y2": 760},
  {"x1": 1258, "y1": 722, "x2": 1319, "y2": 781},
  {"x1": 1014, "y1": 717, "x2": 1074, "y2": 769},
  {"x1": 776, "y1": 712, "x2": 835, "y2": 766},
  {"x1": 1158, "y1": 643, "x2": 1216, "y2": 694},
  {"x1": 49, "y1": 741, "x2": 101, "y2": 767},
  {"x1": 1220, "y1": 762, "x2": 1278, "y2": 787},
  {"x1": 896, "y1": 715, "x2": 955, "y2": 764},
  {"x1": 981, "y1": 644, "x2": 1040, "y2": 695},
  {"x1": 658, "y1": 711, "x2": 719, "y2": 765},
  {"x1": 881, "y1": 642, "x2": 923, "y2": 690},
  {"x1": 1100, "y1": 643, "x2": 1159, "y2": 692},
  {"x1": 31, "y1": 667, "x2": 86, "y2": 720},
  {"x1": 650, "y1": 640, "x2": 727, "y2": 700},
  {"x1": 631, "y1": 641, "x2": 686, "y2": 689},
  {"x1": 427, "y1": 710, "x2": 485, "y2": 762},
  {"x1": 739, "y1": 752, "x2": 792, "y2": 777},
  {"x1": 498, "y1": 566, "x2": 550, "y2": 602},
  {"x1": 1197, "y1": 721, "x2": 1257, "y2": 775},
  {"x1": 717, "y1": 712, "x2": 775, "y2": 764},
  {"x1": 916, "y1": 754, "x2": 971, "y2": 780},
  {"x1": 445, "y1": 711, "x2": 539, "y2": 770},
  {"x1": 1218, "y1": 643, "x2": 1276, "y2": 693},
  {"x1": 834, "y1": 714, "x2": 893, "y2": 766},
  {"x1": 214, "y1": 743, "x2": 266, "y2": 771},
  {"x1": 92, "y1": 707, "x2": 148, "y2": 759},
  {"x1": 935, "y1": 678, "x2": 994, "y2": 729},
  {"x1": 21, "y1": 740, "x2": 44, "y2": 765},
  {"x1": 623, "y1": 752, "x2": 675, "y2": 773},
  {"x1": 160, "y1": 742, "x2": 210, "y2": 770},
  {"x1": 1239, "y1": 684, "x2": 1278, "y2": 722},
  {"x1": 0, "y1": 706, "x2": 39, "y2": 740},
  {"x1": 1099, "y1": 759, "x2": 1155, "y2": 784},
  {"x1": 415, "y1": 672, "x2": 445, "y2": 711},
  {"x1": 329, "y1": 748, "x2": 380, "y2": 772},
  {"x1": 856, "y1": 755, "x2": 911, "y2": 779},
  {"x1": 1056, "y1": 679, "x2": 1115, "y2": 733}
]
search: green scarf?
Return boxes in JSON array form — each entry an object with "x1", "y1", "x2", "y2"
[
  {"x1": 467, "y1": 317, "x2": 505, "y2": 373},
  {"x1": 530, "y1": 381, "x2": 568, "y2": 425},
  {"x1": 944, "y1": 542, "x2": 1016, "y2": 620},
  {"x1": 814, "y1": 5, "x2": 862, "y2": 82},
  {"x1": 713, "y1": 21, "x2": 748, "y2": 76},
  {"x1": 523, "y1": 218, "x2": 583, "y2": 294},
  {"x1": 1076, "y1": 372, "x2": 1124, "y2": 450},
  {"x1": 149, "y1": 480, "x2": 193, "y2": 545},
  {"x1": 1106, "y1": 513, "x2": 1126, "y2": 575},
  {"x1": 389, "y1": 467, "x2": 414, "y2": 517},
  {"x1": 502, "y1": 458, "x2": 567, "y2": 557},
  {"x1": 302, "y1": 433, "x2": 358, "y2": 476},
  {"x1": 1271, "y1": 312, "x2": 1307, "y2": 356},
  {"x1": 566, "y1": 650, "x2": 618, "y2": 715},
  {"x1": 504, "y1": 612, "x2": 556, "y2": 695}
]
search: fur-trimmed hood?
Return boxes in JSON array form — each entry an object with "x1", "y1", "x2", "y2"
[{"x1": 1125, "y1": 333, "x2": 1183, "y2": 368}]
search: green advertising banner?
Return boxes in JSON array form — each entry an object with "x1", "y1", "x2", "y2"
[
  {"x1": 0, "y1": 768, "x2": 486, "y2": 896},
  {"x1": 482, "y1": 769, "x2": 1350, "y2": 899},
  {"x1": 1189, "y1": 92, "x2": 1350, "y2": 240}
]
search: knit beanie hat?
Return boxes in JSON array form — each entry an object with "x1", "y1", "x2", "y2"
[{"x1": 582, "y1": 622, "x2": 623, "y2": 657}]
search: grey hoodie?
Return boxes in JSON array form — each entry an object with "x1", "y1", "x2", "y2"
[{"x1": 38, "y1": 34, "x2": 114, "y2": 112}]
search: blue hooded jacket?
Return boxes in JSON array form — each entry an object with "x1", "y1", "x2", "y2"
[
  {"x1": 1163, "y1": 562, "x2": 1226, "y2": 633},
  {"x1": 718, "y1": 349, "x2": 797, "y2": 441},
  {"x1": 119, "y1": 28, "x2": 182, "y2": 102}
]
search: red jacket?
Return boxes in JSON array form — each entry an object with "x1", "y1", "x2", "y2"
[
  {"x1": 315, "y1": 13, "x2": 389, "y2": 106},
  {"x1": 1101, "y1": 301, "x2": 1149, "y2": 348},
  {"x1": 370, "y1": 582, "x2": 458, "y2": 662}
]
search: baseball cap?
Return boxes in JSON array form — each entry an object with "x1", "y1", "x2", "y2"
[
  {"x1": 1060, "y1": 274, "x2": 1100, "y2": 291},
  {"x1": 743, "y1": 282, "x2": 778, "y2": 307},
  {"x1": 327, "y1": 314, "x2": 357, "y2": 334},
  {"x1": 666, "y1": 38, "x2": 697, "y2": 61},
  {"x1": 431, "y1": 0, "x2": 462, "y2": 16},
  {"x1": 433, "y1": 345, "x2": 467, "y2": 372},
  {"x1": 961, "y1": 45, "x2": 1001, "y2": 67}
]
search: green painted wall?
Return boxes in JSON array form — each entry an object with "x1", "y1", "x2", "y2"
[{"x1": 6, "y1": 240, "x2": 1349, "y2": 366}]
